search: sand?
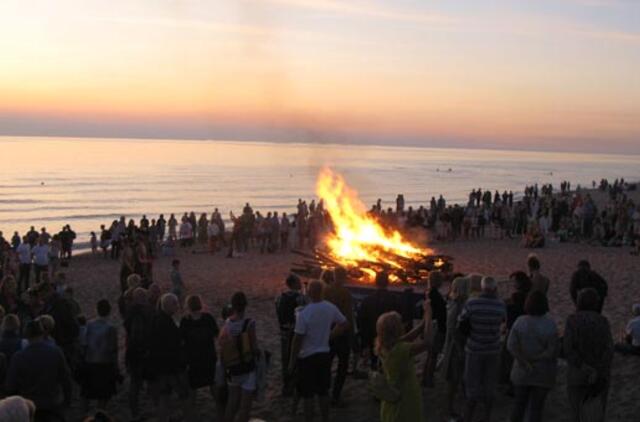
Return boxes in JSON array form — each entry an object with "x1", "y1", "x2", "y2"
[{"x1": 58, "y1": 188, "x2": 640, "y2": 422}]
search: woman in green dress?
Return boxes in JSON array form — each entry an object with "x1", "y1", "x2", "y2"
[{"x1": 376, "y1": 297, "x2": 433, "y2": 422}]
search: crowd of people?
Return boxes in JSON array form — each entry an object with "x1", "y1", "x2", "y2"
[{"x1": 0, "y1": 178, "x2": 637, "y2": 422}]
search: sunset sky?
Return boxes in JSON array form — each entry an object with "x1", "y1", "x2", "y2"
[{"x1": 1, "y1": 0, "x2": 639, "y2": 153}]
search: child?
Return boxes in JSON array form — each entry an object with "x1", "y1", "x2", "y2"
[{"x1": 90, "y1": 232, "x2": 98, "y2": 255}]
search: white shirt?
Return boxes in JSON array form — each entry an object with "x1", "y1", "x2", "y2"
[
  {"x1": 207, "y1": 223, "x2": 220, "y2": 237},
  {"x1": 294, "y1": 300, "x2": 346, "y2": 358},
  {"x1": 16, "y1": 243, "x2": 31, "y2": 264},
  {"x1": 32, "y1": 245, "x2": 50, "y2": 266},
  {"x1": 626, "y1": 316, "x2": 640, "y2": 347},
  {"x1": 179, "y1": 222, "x2": 193, "y2": 239}
]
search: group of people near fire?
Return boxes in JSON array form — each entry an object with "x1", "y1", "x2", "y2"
[{"x1": 0, "y1": 177, "x2": 637, "y2": 422}]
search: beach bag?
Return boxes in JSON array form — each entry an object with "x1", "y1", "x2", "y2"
[
  {"x1": 221, "y1": 319, "x2": 256, "y2": 376},
  {"x1": 368, "y1": 369, "x2": 400, "y2": 403}
]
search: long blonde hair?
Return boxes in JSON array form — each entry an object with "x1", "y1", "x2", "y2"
[{"x1": 375, "y1": 311, "x2": 404, "y2": 357}]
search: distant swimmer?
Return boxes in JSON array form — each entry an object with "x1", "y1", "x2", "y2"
[{"x1": 448, "y1": 168, "x2": 452, "y2": 172}]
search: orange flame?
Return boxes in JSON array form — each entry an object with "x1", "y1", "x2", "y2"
[{"x1": 316, "y1": 167, "x2": 432, "y2": 271}]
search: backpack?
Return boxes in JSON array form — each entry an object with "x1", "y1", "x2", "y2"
[{"x1": 221, "y1": 319, "x2": 256, "y2": 376}]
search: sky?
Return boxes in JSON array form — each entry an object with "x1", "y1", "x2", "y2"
[{"x1": 1, "y1": 0, "x2": 639, "y2": 153}]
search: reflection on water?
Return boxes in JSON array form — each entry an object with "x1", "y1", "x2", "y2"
[{"x1": 1, "y1": 136, "x2": 639, "y2": 247}]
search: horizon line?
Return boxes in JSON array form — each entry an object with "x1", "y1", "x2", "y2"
[{"x1": 1, "y1": 133, "x2": 639, "y2": 159}]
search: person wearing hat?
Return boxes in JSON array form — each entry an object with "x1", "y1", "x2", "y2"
[
  {"x1": 5, "y1": 319, "x2": 72, "y2": 421},
  {"x1": 615, "y1": 304, "x2": 640, "y2": 355}
]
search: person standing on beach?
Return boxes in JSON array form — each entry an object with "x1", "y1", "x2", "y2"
[
  {"x1": 457, "y1": 276, "x2": 506, "y2": 422},
  {"x1": 180, "y1": 295, "x2": 219, "y2": 420},
  {"x1": 422, "y1": 271, "x2": 446, "y2": 388},
  {"x1": 275, "y1": 274, "x2": 306, "y2": 396},
  {"x1": 157, "y1": 214, "x2": 166, "y2": 242},
  {"x1": 120, "y1": 240, "x2": 136, "y2": 293},
  {"x1": 220, "y1": 291, "x2": 259, "y2": 422},
  {"x1": 198, "y1": 213, "x2": 208, "y2": 246},
  {"x1": 124, "y1": 288, "x2": 154, "y2": 422},
  {"x1": 289, "y1": 280, "x2": 349, "y2": 422},
  {"x1": 564, "y1": 288, "x2": 613, "y2": 422},
  {"x1": 179, "y1": 217, "x2": 193, "y2": 248},
  {"x1": 323, "y1": 267, "x2": 353, "y2": 405},
  {"x1": 148, "y1": 293, "x2": 189, "y2": 422},
  {"x1": 441, "y1": 277, "x2": 470, "y2": 420},
  {"x1": 80, "y1": 299, "x2": 119, "y2": 414},
  {"x1": 570, "y1": 260, "x2": 608, "y2": 312},
  {"x1": 11, "y1": 231, "x2": 21, "y2": 251},
  {"x1": 507, "y1": 291, "x2": 558, "y2": 422},
  {"x1": 207, "y1": 218, "x2": 220, "y2": 254},
  {"x1": 527, "y1": 254, "x2": 550, "y2": 295},
  {"x1": 357, "y1": 272, "x2": 401, "y2": 369},
  {"x1": 5, "y1": 320, "x2": 72, "y2": 421},
  {"x1": 170, "y1": 259, "x2": 185, "y2": 302},
  {"x1": 16, "y1": 237, "x2": 31, "y2": 293},
  {"x1": 32, "y1": 237, "x2": 50, "y2": 284},
  {"x1": 168, "y1": 214, "x2": 178, "y2": 240}
]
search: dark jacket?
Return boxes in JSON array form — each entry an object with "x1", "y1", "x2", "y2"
[
  {"x1": 148, "y1": 311, "x2": 185, "y2": 376},
  {"x1": 123, "y1": 303, "x2": 154, "y2": 368},
  {"x1": 43, "y1": 294, "x2": 80, "y2": 348},
  {"x1": 428, "y1": 287, "x2": 447, "y2": 336},
  {"x1": 570, "y1": 269, "x2": 608, "y2": 305},
  {"x1": 5, "y1": 341, "x2": 72, "y2": 410},
  {"x1": 358, "y1": 289, "x2": 400, "y2": 347},
  {"x1": 564, "y1": 311, "x2": 613, "y2": 386}
]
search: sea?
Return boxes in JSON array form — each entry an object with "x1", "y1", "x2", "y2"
[{"x1": 1, "y1": 137, "x2": 639, "y2": 250}]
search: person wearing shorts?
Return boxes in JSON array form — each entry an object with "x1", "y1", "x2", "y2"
[{"x1": 289, "y1": 280, "x2": 349, "y2": 422}]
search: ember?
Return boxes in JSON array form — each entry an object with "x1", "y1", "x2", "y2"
[{"x1": 291, "y1": 168, "x2": 452, "y2": 284}]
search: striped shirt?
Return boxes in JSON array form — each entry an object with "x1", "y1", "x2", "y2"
[{"x1": 458, "y1": 293, "x2": 506, "y2": 354}]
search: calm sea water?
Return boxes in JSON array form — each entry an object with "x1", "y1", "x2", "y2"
[{"x1": 1, "y1": 137, "x2": 639, "y2": 249}]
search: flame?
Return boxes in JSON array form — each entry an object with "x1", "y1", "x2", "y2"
[{"x1": 316, "y1": 167, "x2": 432, "y2": 274}]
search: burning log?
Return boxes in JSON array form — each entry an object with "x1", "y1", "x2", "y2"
[
  {"x1": 291, "y1": 247, "x2": 453, "y2": 286},
  {"x1": 290, "y1": 168, "x2": 453, "y2": 286}
]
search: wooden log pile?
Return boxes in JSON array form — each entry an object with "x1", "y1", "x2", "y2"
[{"x1": 290, "y1": 248, "x2": 453, "y2": 285}]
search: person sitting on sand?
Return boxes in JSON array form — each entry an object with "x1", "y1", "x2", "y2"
[
  {"x1": 523, "y1": 221, "x2": 545, "y2": 248},
  {"x1": 614, "y1": 304, "x2": 640, "y2": 355}
]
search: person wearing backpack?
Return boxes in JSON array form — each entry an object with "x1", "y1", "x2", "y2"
[
  {"x1": 275, "y1": 275, "x2": 306, "y2": 396},
  {"x1": 220, "y1": 291, "x2": 258, "y2": 422}
]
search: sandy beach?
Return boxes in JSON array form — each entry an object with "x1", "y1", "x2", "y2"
[{"x1": 52, "y1": 187, "x2": 640, "y2": 422}]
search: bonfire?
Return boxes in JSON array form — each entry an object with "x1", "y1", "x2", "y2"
[{"x1": 291, "y1": 168, "x2": 451, "y2": 285}]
